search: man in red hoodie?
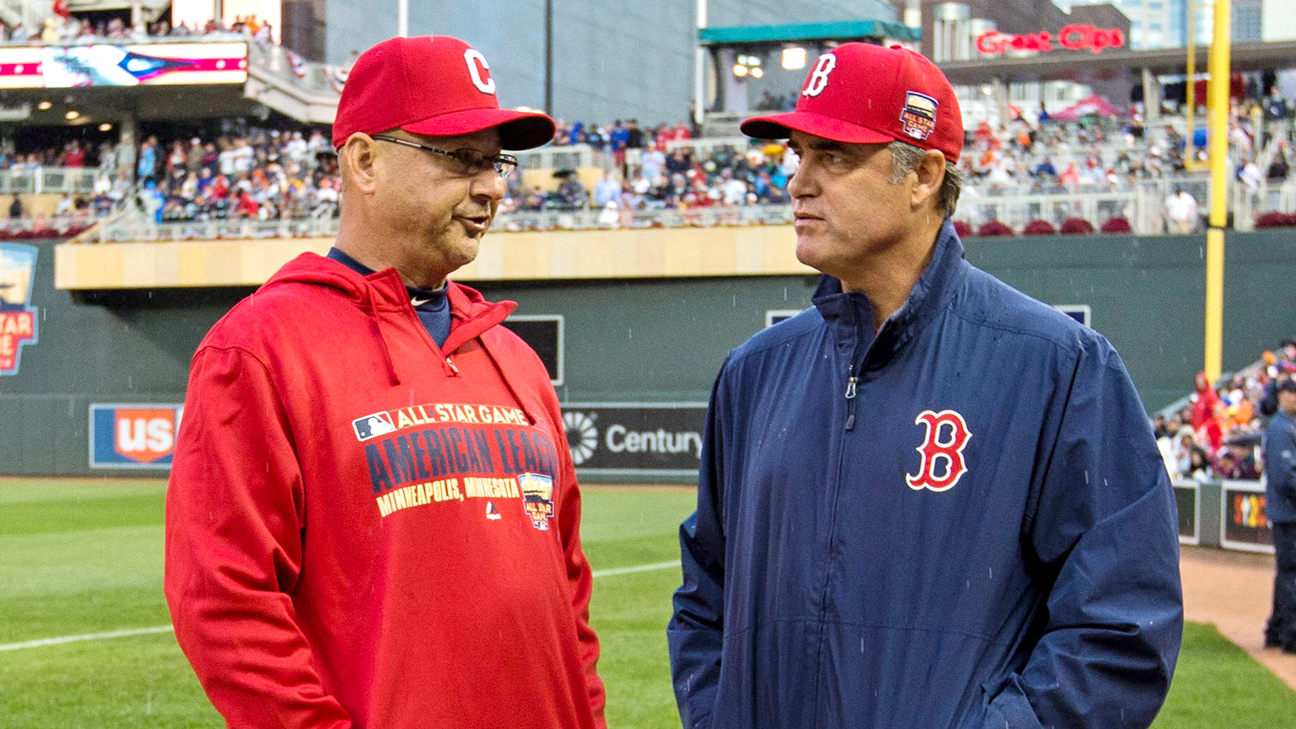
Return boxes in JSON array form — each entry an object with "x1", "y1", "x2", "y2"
[{"x1": 164, "y1": 36, "x2": 605, "y2": 729}]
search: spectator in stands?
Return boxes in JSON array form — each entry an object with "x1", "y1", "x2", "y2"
[
  {"x1": 1164, "y1": 187, "x2": 1198, "y2": 234},
  {"x1": 1268, "y1": 144, "x2": 1290, "y2": 182},
  {"x1": 717, "y1": 169, "x2": 747, "y2": 206},
  {"x1": 592, "y1": 171, "x2": 621, "y2": 209},
  {"x1": 63, "y1": 140, "x2": 85, "y2": 167},
  {"x1": 1192, "y1": 371, "x2": 1224, "y2": 453},
  {"x1": 7, "y1": 193, "x2": 20, "y2": 220},
  {"x1": 641, "y1": 145, "x2": 666, "y2": 186},
  {"x1": 609, "y1": 120, "x2": 628, "y2": 169},
  {"x1": 137, "y1": 136, "x2": 159, "y2": 181},
  {"x1": 625, "y1": 119, "x2": 645, "y2": 169},
  {"x1": 555, "y1": 171, "x2": 588, "y2": 210},
  {"x1": 1186, "y1": 446, "x2": 1212, "y2": 482}
]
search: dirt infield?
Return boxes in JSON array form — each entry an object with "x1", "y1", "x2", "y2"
[{"x1": 1181, "y1": 545, "x2": 1296, "y2": 689}]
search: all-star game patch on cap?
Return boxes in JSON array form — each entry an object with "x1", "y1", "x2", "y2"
[
  {"x1": 331, "y1": 35, "x2": 556, "y2": 151},
  {"x1": 741, "y1": 42, "x2": 963, "y2": 164}
]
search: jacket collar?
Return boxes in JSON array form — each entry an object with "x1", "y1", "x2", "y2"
[{"x1": 812, "y1": 220, "x2": 968, "y2": 366}]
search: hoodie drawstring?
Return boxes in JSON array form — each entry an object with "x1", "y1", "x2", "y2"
[{"x1": 364, "y1": 286, "x2": 401, "y2": 386}]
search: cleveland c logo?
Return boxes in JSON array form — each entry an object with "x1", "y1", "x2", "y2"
[
  {"x1": 463, "y1": 48, "x2": 496, "y2": 95},
  {"x1": 905, "y1": 410, "x2": 971, "y2": 492}
]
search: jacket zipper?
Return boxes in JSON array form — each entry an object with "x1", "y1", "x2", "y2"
[
  {"x1": 813, "y1": 294, "x2": 865, "y2": 723},
  {"x1": 843, "y1": 300, "x2": 866, "y2": 432}
]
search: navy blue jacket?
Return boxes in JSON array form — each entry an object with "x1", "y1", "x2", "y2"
[
  {"x1": 668, "y1": 223, "x2": 1182, "y2": 729},
  {"x1": 1265, "y1": 410, "x2": 1296, "y2": 523}
]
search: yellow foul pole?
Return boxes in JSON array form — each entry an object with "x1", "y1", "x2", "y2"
[
  {"x1": 1204, "y1": 0, "x2": 1231, "y2": 383},
  {"x1": 1185, "y1": 1, "x2": 1196, "y2": 167}
]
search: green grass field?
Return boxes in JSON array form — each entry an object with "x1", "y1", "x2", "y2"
[{"x1": 1, "y1": 478, "x2": 1293, "y2": 728}]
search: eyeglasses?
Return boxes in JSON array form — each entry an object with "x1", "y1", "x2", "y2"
[{"x1": 371, "y1": 135, "x2": 518, "y2": 179}]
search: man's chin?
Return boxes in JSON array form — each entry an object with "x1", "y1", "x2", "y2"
[{"x1": 795, "y1": 238, "x2": 831, "y2": 275}]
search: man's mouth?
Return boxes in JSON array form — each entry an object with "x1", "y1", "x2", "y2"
[{"x1": 457, "y1": 215, "x2": 491, "y2": 234}]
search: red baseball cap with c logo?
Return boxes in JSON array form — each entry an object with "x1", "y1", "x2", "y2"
[
  {"x1": 332, "y1": 36, "x2": 555, "y2": 151},
  {"x1": 741, "y1": 42, "x2": 963, "y2": 163}
]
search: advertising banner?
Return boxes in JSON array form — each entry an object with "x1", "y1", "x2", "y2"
[
  {"x1": 89, "y1": 404, "x2": 184, "y2": 469},
  {"x1": 0, "y1": 42, "x2": 247, "y2": 88},
  {"x1": 561, "y1": 402, "x2": 707, "y2": 478},
  {"x1": 1221, "y1": 480, "x2": 1274, "y2": 553},
  {"x1": 0, "y1": 244, "x2": 38, "y2": 376}
]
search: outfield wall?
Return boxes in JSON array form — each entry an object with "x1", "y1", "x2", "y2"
[{"x1": 3, "y1": 230, "x2": 1296, "y2": 477}]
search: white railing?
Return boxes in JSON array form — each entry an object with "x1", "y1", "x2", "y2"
[
  {"x1": 514, "y1": 144, "x2": 614, "y2": 172},
  {"x1": 81, "y1": 214, "x2": 340, "y2": 244},
  {"x1": 664, "y1": 136, "x2": 758, "y2": 155},
  {"x1": 0, "y1": 214, "x2": 105, "y2": 238},
  {"x1": 495, "y1": 204, "x2": 793, "y2": 231},
  {"x1": 0, "y1": 167, "x2": 102, "y2": 195},
  {"x1": 959, "y1": 188, "x2": 1144, "y2": 233},
  {"x1": 77, "y1": 204, "x2": 794, "y2": 243}
]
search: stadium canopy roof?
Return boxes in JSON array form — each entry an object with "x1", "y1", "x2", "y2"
[{"x1": 699, "y1": 20, "x2": 921, "y2": 46}]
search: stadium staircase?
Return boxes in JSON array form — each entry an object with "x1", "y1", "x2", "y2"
[{"x1": 243, "y1": 43, "x2": 339, "y2": 125}]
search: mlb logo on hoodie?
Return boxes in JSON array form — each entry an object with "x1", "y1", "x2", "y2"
[{"x1": 353, "y1": 411, "x2": 397, "y2": 441}]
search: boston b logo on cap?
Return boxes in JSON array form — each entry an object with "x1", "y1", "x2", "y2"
[{"x1": 740, "y1": 42, "x2": 963, "y2": 164}]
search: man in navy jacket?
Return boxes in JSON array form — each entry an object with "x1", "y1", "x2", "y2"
[
  {"x1": 1264, "y1": 378, "x2": 1296, "y2": 652},
  {"x1": 668, "y1": 43, "x2": 1182, "y2": 729}
]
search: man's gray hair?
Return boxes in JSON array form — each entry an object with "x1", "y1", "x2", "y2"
[{"x1": 886, "y1": 140, "x2": 961, "y2": 221}]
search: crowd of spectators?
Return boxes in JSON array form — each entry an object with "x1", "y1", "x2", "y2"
[
  {"x1": 0, "y1": 124, "x2": 339, "y2": 228},
  {"x1": 500, "y1": 139, "x2": 795, "y2": 219},
  {"x1": 0, "y1": 13, "x2": 274, "y2": 46},
  {"x1": 1152, "y1": 341, "x2": 1296, "y2": 483},
  {"x1": 956, "y1": 93, "x2": 1295, "y2": 198},
  {"x1": 133, "y1": 129, "x2": 339, "y2": 223},
  {"x1": 0, "y1": 86, "x2": 1292, "y2": 230}
]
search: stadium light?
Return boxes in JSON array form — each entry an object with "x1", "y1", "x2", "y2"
[
  {"x1": 98, "y1": 123, "x2": 112, "y2": 132},
  {"x1": 733, "y1": 63, "x2": 748, "y2": 78},
  {"x1": 64, "y1": 110, "x2": 79, "y2": 120},
  {"x1": 37, "y1": 100, "x2": 51, "y2": 110},
  {"x1": 750, "y1": 67, "x2": 764, "y2": 79},
  {"x1": 781, "y1": 47, "x2": 807, "y2": 70}
]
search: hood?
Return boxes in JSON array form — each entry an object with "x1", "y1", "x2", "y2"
[{"x1": 263, "y1": 252, "x2": 516, "y2": 384}]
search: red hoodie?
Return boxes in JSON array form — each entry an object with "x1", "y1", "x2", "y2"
[
  {"x1": 1191, "y1": 371, "x2": 1223, "y2": 452},
  {"x1": 165, "y1": 253, "x2": 606, "y2": 729}
]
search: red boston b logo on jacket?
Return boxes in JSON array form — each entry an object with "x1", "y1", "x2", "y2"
[{"x1": 906, "y1": 409, "x2": 971, "y2": 492}]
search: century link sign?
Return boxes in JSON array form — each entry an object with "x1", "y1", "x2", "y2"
[{"x1": 561, "y1": 403, "x2": 706, "y2": 479}]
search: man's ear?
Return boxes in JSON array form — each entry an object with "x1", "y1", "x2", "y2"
[
  {"x1": 911, "y1": 149, "x2": 946, "y2": 211},
  {"x1": 339, "y1": 134, "x2": 378, "y2": 196}
]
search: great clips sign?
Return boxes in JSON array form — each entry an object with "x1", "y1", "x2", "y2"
[
  {"x1": 89, "y1": 404, "x2": 183, "y2": 469},
  {"x1": 976, "y1": 25, "x2": 1125, "y2": 56}
]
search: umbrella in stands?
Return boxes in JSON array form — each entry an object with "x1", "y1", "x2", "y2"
[{"x1": 1047, "y1": 94, "x2": 1123, "y2": 122}]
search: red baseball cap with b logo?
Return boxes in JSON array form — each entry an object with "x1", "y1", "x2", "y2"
[
  {"x1": 332, "y1": 36, "x2": 555, "y2": 151},
  {"x1": 741, "y1": 42, "x2": 963, "y2": 163}
]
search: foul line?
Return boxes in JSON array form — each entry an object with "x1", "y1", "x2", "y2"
[
  {"x1": 0, "y1": 560, "x2": 679, "y2": 653},
  {"x1": 0, "y1": 625, "x2": 175, "y2": 652},
  {"x1": 592, "y1": 560, "x2": 677, "y2": 578}
]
